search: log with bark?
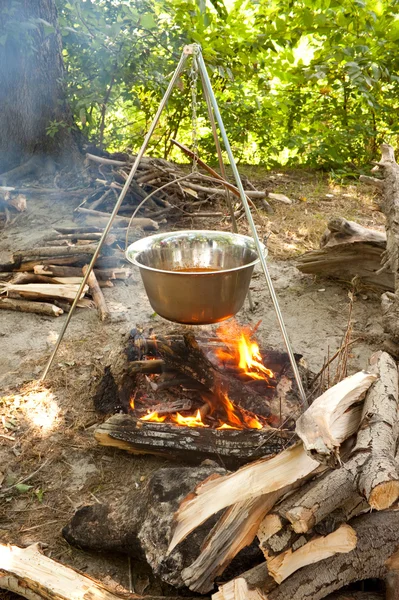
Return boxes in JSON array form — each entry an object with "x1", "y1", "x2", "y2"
[
  {"x1": 82, "y1": 264, "x2": 110, "y2": 321},
  {"x1": 0, "y1": 297, "x2": 63, "y2": 316},
  {"x1": 296, "y1": 217, "x2": 393, "y2": 292},
  {"x1": 360, "y1": 144, "x2": 399, "y2": 341}
]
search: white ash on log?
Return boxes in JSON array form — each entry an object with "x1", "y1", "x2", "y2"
[
  {"x1": 0, "y1": 542, "x2": 203, "y2": 600},
  {"x1": 63, "y1": 463, "x2": 263, "y2": 591},
  {"x1": 296, "y1": 217, "x2": 393, "y2": 292}
]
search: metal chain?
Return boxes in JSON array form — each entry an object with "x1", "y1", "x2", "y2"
[{"x1": 189, "y1": 46, "x2": 200, "y2": 172}]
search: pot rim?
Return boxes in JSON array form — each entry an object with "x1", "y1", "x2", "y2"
[{"x1": 125, "y1": 230, "x2": 267, "y2": 276}]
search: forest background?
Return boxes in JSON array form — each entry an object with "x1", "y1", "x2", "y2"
[{"x1": 6, "y1": 0, "x2": 399, "y2": 175}]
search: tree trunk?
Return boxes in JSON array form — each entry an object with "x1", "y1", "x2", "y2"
[{"x1": 0, "y1": 0, "x2": 81, "y2": 176}]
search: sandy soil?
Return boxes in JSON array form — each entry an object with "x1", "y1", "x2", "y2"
[{"x1": 0, "y1": 169, "x2": 386, "y2": 597}]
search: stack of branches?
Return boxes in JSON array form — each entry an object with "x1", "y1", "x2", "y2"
[
  {"x1": 0, "y1": 225, "x2": 133, "y2": 319},
  {"x1": 83, "y1": 147, "x2": 269, "y2": 225}
]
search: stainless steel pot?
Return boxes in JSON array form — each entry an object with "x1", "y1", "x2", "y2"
[{"x1": 126, "y1": 230, "x2": 266, "y2": 325}]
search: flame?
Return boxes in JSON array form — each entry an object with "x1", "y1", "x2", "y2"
[
  {"x1": 237, "y1": 334, "x2": 274, "y2": 380},
  {"x1": 173, "y1": 409, "x2": 207, "y2": 427},
  {"x1": 214, "y1": 321, "x2": 274, "y2": 382},
  {"x1": 135, "y1": 320, "x2": 272, "y2": 430},
  {"x1": 140, "y1": 411, "x2": 166, "y2": 422}
]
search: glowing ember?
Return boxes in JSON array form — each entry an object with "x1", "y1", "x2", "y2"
[{"x1": 217, "y1": 423, "x2": 240, "y2": 430}]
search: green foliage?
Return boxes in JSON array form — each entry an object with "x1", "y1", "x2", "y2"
[{"x1": 55, "y1": 0, "x2": 399, "y2": 170}]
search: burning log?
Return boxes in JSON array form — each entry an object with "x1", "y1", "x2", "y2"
[
  {"x1": 94, "y1": 414, "x2": 291, "y2": 467},
  {"x1": 0, "y1": 542, "x2": 202, "y2": 600}
]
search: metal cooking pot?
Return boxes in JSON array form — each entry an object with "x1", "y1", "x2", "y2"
[{"x1": 126, "y1": 230, "x2": 266, "y2": 325}]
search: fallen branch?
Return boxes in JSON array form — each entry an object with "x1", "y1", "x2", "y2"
[{"x1": 0, "y1": 297, "x2": 63, "y2": 317}]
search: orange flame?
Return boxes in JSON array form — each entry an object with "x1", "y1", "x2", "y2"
[
  {"x1": 135, "y1": 320, "x2": 271, "y2": 430},
  {"x1": 173, "y1": 409, "x2": 207, "y2": 427},
  {"x1": 214, "y1": 321, "x2": 274, "y2": 382},
  {"x1": 140, "y1": 411, "x2": 166, "y2": 422}
]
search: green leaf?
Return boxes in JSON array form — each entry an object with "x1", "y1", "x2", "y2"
[
  {"x1": 15, "y1": 484, "x2": 33, "y2": 494},
  {"x1": 140, "y1": 14, "x2": 157, "y2": 29}
]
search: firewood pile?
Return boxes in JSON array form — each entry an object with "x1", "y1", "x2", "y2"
[
  {"x1": 32, "y1": 350, "x2": 395, "y2": 600},
  {"x1": 83, "y1": 147, "x2": 269, "y2": 225},
  {"x1": 0, "y1": 224, "x2": 134, "y2": 319}
]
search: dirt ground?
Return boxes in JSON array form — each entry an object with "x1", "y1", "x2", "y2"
[{"x1": 0, "y1": 167, "x2": 387, "y2": 597}]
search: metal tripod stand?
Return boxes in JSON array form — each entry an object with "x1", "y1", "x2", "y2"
[{"x1": 41, "y1": 44, "x2": 308, "y2": 408}]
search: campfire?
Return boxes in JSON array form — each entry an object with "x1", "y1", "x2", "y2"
[
  {"x1": 93, "y1": 320, "x2": 304, "y2": 467},
  {"x1": 130, "y1": 321, "x2": 278, "y2": 431}
]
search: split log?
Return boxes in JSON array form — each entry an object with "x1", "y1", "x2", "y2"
[
  {"x1": 213, "y1": 510, "x2": 399, "y2": 600},
  {"x1": 1, "y1": 283, "x2": 88, "y2": 303},
  {"x1": 168, "y1": 370, "x2": 375, "y2": 551},
  {"x1": 295, "y1": 370, "x2": 377, "y2": 466},
  {"x1": 266, "y1": 523, "x2": 357, "y2": 584},
  {"x1": 296, "y1": 217, "x2": 393, "y2": 292},
  {"x1": 0, "y1": 297, "x2": 63, "y2": 317},
  {"x1": 63, "y1": 463, "x2": 260, "y2": 590},
  {"x1": 0, "y1": 542, "x2": 199, "y2": 600},
  {"x1": 94, "y1": 414, "x2": 292, "y2": 467},
  {"x1": 82, "y1": 265, "x2": 110, "y2": 322},
  {"x1": 76, "y1": 207, "x2": 159, "y2": 230}
]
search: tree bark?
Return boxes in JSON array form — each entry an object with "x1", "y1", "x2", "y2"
[
  {"x1": 361, "y1": 144, "x2": 399, "y2": 340},
  {"x1": 0, "y1": 0, "x2": 81, "y2": 176}
]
